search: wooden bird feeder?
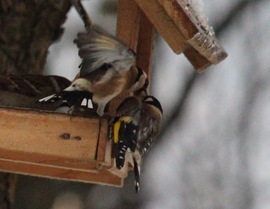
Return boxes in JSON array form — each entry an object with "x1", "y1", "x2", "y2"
[{"x1": 0, "y1": 0, "x2": 227, "y2": 187}]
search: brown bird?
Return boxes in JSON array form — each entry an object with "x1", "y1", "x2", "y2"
[
  {"x1": 39, "y1": 26, "x2": 148, "y2": 116},
  {"x1": 0, "y1": 74, "x2": 70, "y2": 110}
]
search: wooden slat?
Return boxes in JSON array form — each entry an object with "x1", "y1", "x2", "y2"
[
  {"x1": 158, "y1": 0, "x2": 198, "y2": 39},
  {"x1": 0, "y1": 159, "x2": 123, "y2": 187},
  {"x1": 184, "y1": 47, "x2": 212, "y2": 72},
  {"x1": 134, "y1": 0, "x2": 227, "y2": 71},
  {"x1": 0, "y1": 149, "x2": 98, "y2": 171},
  {"x1": 117, "y1": 0, "x2": 140, "y2": 52},
  {"x1": 0, "y1": 108, "x2": 98, "y2": 161},
  {"x1": 96, "y1": 118, "x2": 112, "y2": 169},
  {"x1": 136, "y1": 12, "x2": 155, "y2": 77},
  {"x1": 116, "y1": 1, "x2": 156, "y2": 81},
  {"x1": 134, "y1": 0, "x2": 188, "y2": 54},
  {"x1": 158, "y1": 0, "x2": 228, "y2": 69}
]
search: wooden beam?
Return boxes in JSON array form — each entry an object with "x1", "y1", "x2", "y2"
[
  {"x1": 134, "y1": 0, "x2": 227, "y2": 71},
  {"x1": 116, "y1": 0, "x2": 140, "y2": 52},
  {"x1": 134, "y1": 0, "x2": 188, "y2": 54},
  {"x1": 157, "y1": 0, "x2": 198, "y2": 39},
  {"x1": 117, "y1": 0, "x2": 156, "y2": 77},
  {"x1": 184, "y1": 47, "x2": 211, "y2": 72},
  {"x1": 159, "y1": 0, "x2": 228, "y2": 69},
  {"x1": 136, "y1": 12, "x2": 155, "y2": 77},
  {"x1": 0, "y1": 159, "x2": 123, "y2": 187}
]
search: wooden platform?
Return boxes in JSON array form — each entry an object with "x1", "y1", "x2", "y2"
[{"x1": 0, "y1": 107, "x2": 123, "y2": 186}]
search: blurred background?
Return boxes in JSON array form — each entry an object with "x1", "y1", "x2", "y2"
[{"x1": 14, "y1": 0, "x2": 270, "y2": 208}]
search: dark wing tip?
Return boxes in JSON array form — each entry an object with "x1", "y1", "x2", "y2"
[
  {"x1": 143, "y1": 96, "x2": 163, "y2": 114},
  {"x1": 133, "y1": 158, "x2": 140, "y2": 193},
  {"x1": 135, "y1": 182, "x2": 140, "y2": 193}
]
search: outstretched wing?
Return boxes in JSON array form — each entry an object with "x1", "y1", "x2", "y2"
[{"x1": 74, "y1": 25, "x2": 136, "y2": 76}]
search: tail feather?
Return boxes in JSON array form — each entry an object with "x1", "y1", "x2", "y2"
[
  {"x1": 38, "y1": 94, "x2": 61, "y2": 103},
  {"x1": 133, "y1": 158, "x2": 140, "y2": 192}
]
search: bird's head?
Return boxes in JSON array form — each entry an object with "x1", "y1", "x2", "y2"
[{"x1": 64, "y1": 78, "x2": 92, "y2": 92}]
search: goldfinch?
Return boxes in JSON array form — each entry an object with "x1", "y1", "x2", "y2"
[
  {"x1": 38, "y1": 26, "x2": 148, "y2": 116},
  {"x1": 111, "y1": 93, "x2": 163, "y2": 192},
  {"x1": 0, "y1": 74, "x2": 71, "y2": 109}
]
